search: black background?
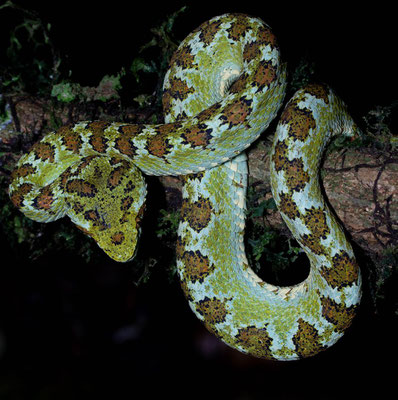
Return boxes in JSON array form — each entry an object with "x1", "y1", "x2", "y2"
[{"x1": 2, "y1": 1, "x2": 397, "y2": 108}]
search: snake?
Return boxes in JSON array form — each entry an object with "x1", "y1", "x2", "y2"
[{"x1": 8, "y1": 13, "x2": 362, "y2": 360}]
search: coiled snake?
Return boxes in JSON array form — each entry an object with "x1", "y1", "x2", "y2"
[{"x1": 9, "y1": 13, "x2": 362, "y2": 360}]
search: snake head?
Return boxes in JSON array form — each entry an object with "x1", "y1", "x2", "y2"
[{"x1": 62, "y1": 155, "x2": 147, "y2": 262}]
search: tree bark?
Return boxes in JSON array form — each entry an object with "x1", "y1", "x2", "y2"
[
  {"x1": 4, "y1": 95, "x2": 398, "y2": 261},
  {"x1": 159, "y1": 140, "x2": 398, "y2": 259}
]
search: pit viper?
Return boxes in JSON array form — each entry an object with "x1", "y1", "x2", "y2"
[{"x1": 9, "y1": 13, "x2": 362, "y2": 360}]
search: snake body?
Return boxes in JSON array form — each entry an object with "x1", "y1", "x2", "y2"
[{"x1": 9, "y1": 14, "x2": 361, "y2": 359}]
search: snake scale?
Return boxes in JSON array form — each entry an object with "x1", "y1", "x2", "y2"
[{"x1": 9, "y1": 13, "x2": 362, "y2": 360}]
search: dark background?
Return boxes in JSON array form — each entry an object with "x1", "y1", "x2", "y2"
[
  {"x1": 0, "y1": 1, "x2": 396, "y2": 399},
  {"x1": 2, "y1": 1, "x2": 396, "y2": 108}
]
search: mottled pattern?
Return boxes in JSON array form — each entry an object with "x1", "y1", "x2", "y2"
[
  {"x1": 9, "y1": 14, "x2": 361, "y2": 360},
  {"x1": 268, "y1": 83, "x2": 362, "y2": 359}
]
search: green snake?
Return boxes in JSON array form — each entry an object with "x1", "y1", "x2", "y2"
[{"x1": 9, "y1": 13, "x2": 361, "y2": 360}]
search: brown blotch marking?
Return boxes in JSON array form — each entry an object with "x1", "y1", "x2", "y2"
[
  {"x1": 176, "y1": 235, "x2": 185, "y2": 260},
  {"x1": 32, "y1": 186, "x2": 55, "y2": 210},
  {"x1": 59, "y1": 169, "x2": 70, "y2": 189},
  {"x1": 280, "y1": 100, "x2": 316, "y2": 142},
  {"x1": 164, "y1": 94, "x2": 186, "y2": 120},
  {"x1": 196, "y1": 297, "x2": 228, "y2": 325},
  {"x1": 176, "y1": 236, "x2": 193, "y2": 302},
  {"x1": 89, "y1": 133, "x2": 108, "y2": 154},
  {"x1": 229, "y1": 72, "x2": 249, "y2": 94},
  {"x1": 114, "y1": 125, "x2": 145, "y2": 158},
  {"x1": 235, "y1": 325, "x2": 275, "y2": 359},
  {"x1": 123, "y1": 180, "x2": 136, "y2": 195},
  {"x1": 181, "y1": 250, "x2": 214, "y2": 283},
  {"x1": 252, "y1": 60, "x2": 277, "y2": 91},
  {"x1": 181, "y1": 196, "x2": 213, "y2": 232},
  {"x1": 109, "y1": 157, "x2": 121, "y2": 165},
  {"x1": 271, "y1": 139, "x2": 289, "y2": 171},
  {"x1": 292, "y1": 318, "x2": 325, "y2": 358},
  {"x1": 72, "y1": 201, "x2": 84, "y2": 215},
  {"x1": 10, "y1": 182, "x2": 33, "y2": 208},
  {"x1": 302, "y1": 207, "x2": 330, "y2": 240},
  {"x1": 117, "y1": 124, "x2": 143, "y2": 136},
  {"x1": 114, "y1": 135, "x2": 138, "y2": 157},
  {"x1": 220, "y1": 97, "x2": 253, "y2": 128},
  {"x1": 320, "y1": 251, "x2": 359, "y2": 289},
  {"x1": 65, "y1": 156, "x2": 98, "y2": 181},
  {"x1": 86, "y1": 121, "x2": 112, "y2": 154},
  {"x1": 181, "y1": 125, "x2": 213, "y2": 148},
  {"x1": 226, "y1": 14, "x2": 249, "y2": 41},
  {"x1": 11, "y1": 163, "x2": 36, "y2": 179},
  {"x1": 120, "y1": 196, "x2": 134, "y2": 212},
  {"x1": 62, "y1": 160, "x2": 85, "y2": 180},
  {"x1": 32, "y1": 142, "x2": 56, "y2": 162},
  {"x1": 196, "y1": 103, "x2": 222, "y2": 123},
  {"x1": 197, "y1": 19, "x2": 223, "y2": 46},
  {"x1": 107, "y1": 167, "x2": 123, "y2": 189},
  {"x1": 321, "y1": 296, "x2": 358, "y2": 332},
  {"x1": 84, "y1": 209, "x2": 107, "y2": 229},
  {"x1": 243, "y1": 41, "x2": 262, "y2": 62},
  {"x1": 78, "y1": 155, "x2": 97, "y2": 169},
  {"x1": 256, "y1": 24, "x2": 278, "y2": 49},
  {"x1": 278, "y1": 192, "x2": 301, "y2": 220},
  {"x1": 299, "y1": 233, "x2": 326, "y2": 256},
  {"x1": 111, "y1": 231, "x2": 125, "y2": 245},
  {"x1": 283, "y1": 158, "x2": 310, "y2": 192},
  {"x1": 107, "y1": 162, "x2": 130, "y2": 190},
  {"x1": 164, "y1": 77, "x2": 195, "y2": 102},
  {"x1": 118, "y1": 210, "x2": 130, "y2": 225},
  {"x1": 146, "y1": 123, "x2": 179, "y2": 158},
  {"x1": 241, "y1": 21, "x2": 279, "y2": 64},
  {"x1": 305, "y1": 83, "x2": 330, "y2": 104},
  {"x1": 118, "y1": 197, "x2": 143, "y2": 226},
  {"x1": 169, "y1": 44, "x2": 195, "y2": 69},
  {"x1": 57, "y1": 124, "x2": 74, "y2": 136},
  {"x1": 135, "y1": 202, "x2": 146, "y2": 227},
  {"x1": 146, "y1": 135, "x2": 170, "y2": 159},
  {"x1": 87, "y1": 121, "x2": 111, "y2": 134},
  {"x1": 66, "y1": 179, "x2": 97, "y2": 198},
  {"x1": 162, "y1": 91, "x2": 173, "y2": 116},
  {"x1": 58, "y1": 125, "x2": 82, "y2": 154}
]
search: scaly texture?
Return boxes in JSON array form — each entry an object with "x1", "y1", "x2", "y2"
[{"x1": 9, "y1": 13, "x2": 361, "y2": 360}]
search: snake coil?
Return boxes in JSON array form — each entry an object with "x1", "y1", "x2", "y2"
[{"x1": 9, "y1": 14, "x2": 361, "y2": 360}]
